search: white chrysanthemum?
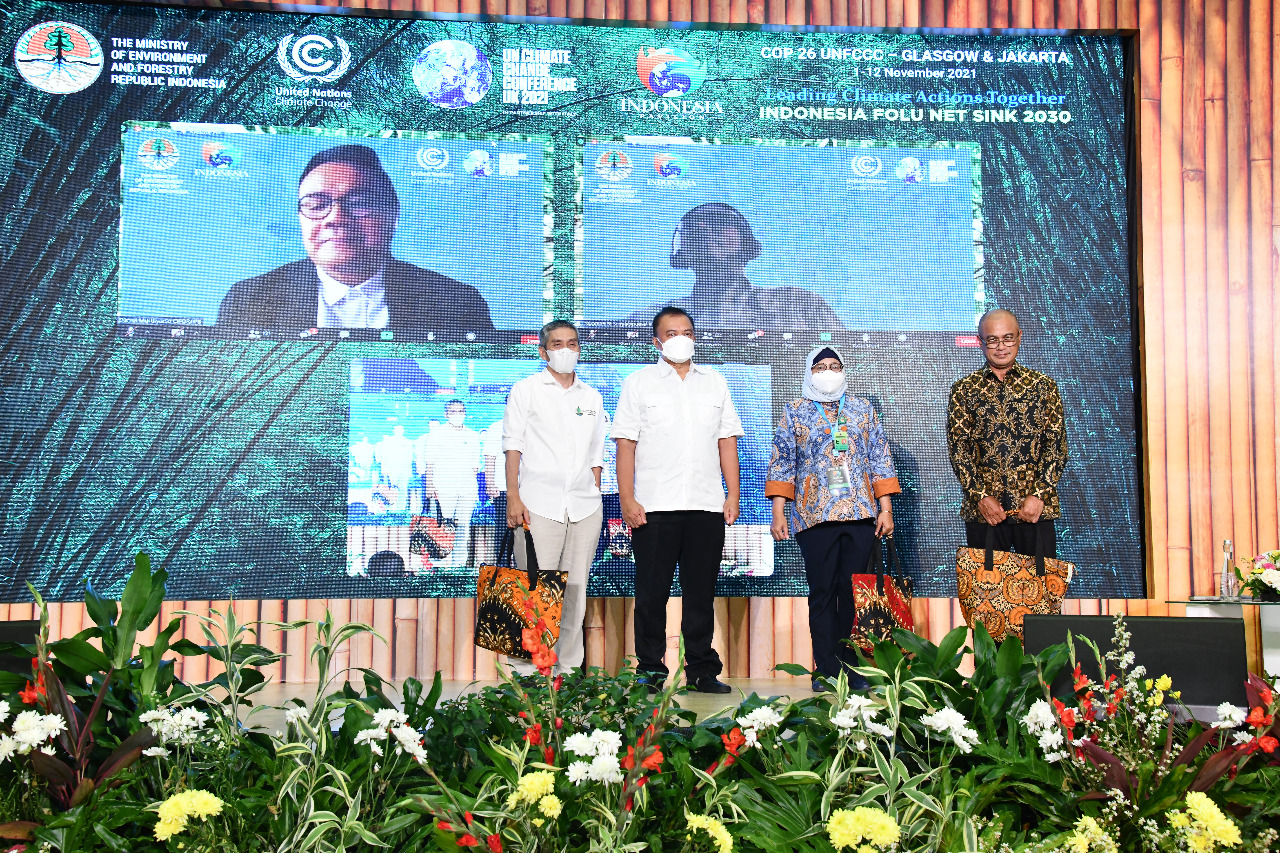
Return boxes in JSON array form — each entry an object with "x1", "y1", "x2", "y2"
[
  {"x1": 843, "y1": 694, "x2": 877, "y2": 717},
  {"x1": 139, "y1": 706, "x2": 206, "y2": 746},
  {"x1": 590, "y1": 729, "x2": 622, "y2": 756},
  {"x1": 1022, "y1": 700, "x2": 1056, "y2": 732},
  {"x1": 564, "y1": 733, "x2": 596, "y2": 757},
  {"x1": 1260, "y1": 568, "x2": 1280, "y2": 591},
  {"x1": 12, "y1": 711, "x2": 54, "y2": 751},
  {"x1": 566, "y1": 761, "x2": 592, "y2": 784},
  {"x1": 831, "y1": 709, "x2": 859, "y2": 731},
  {"x1": 284, "y1": 706, "x2": 308, "y2": 727},
  {"x1": 390, "y1": 725, "x2": 427, "y2": 762},
  {"x1": 372, "y1": 709, "x2": 409, "y2": 729},
  {"x1": 142, "y1": 746, "x2": 169, "y2": 758},
  {"x1": 1038, "y1": 728, "x2": 1064, "y2": 751},
  {"x1": 1232, "y1": 731, "x2": 1254, "y2": 745},
  {"x1": 0, "y1": 734, "x2": 17, "y2": 763},
  {"x1": 1214, "y1": 702, "x2": 1246, "y2": 729},
  {"x1": 737, "y1": 706, "x2": 784, "y2": 732},
  {"x1": 864, "y1": 720, "x2": 894, "y2": 738},
  {"x1": 921, "y1": 707, "x2": 980, "y2": 753},
  {"x1": 39, "y1": 714, "x2": 66, "y2": 742},
  {"x1": 587, "y1": 753, "x2": 624, "y2": 784},
  {"x1": 1044, "y1": 750, "x2": 1069, "y2": 763},
  {"x1": 353, "y1": 727, "x2": 386, "y2": 756},
  {"x1": 0, "y1": 699, "x2": 10, "y2": 727},
  {"x1": 742, "y1": 727, "x2": 759, "y2": 748}
]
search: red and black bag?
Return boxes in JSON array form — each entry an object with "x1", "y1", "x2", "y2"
[
  {"x1": 850, "y1": 536, "x2": 915, "y2": 652},
  {"x1": 409, "y1": 499, "x2": 457, "y2": 560}
]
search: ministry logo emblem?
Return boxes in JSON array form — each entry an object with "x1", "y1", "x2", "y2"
[
  {"x1": 14, "y1": 21, "x2": 104, "y2": 94},
  {"x1": 277, "y1": 34, "x2": 351, "y2": 83}
]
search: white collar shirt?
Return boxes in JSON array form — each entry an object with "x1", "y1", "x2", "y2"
[
  {"x1": 610, "y1": 359, "x2": 744, "y2": 514},
  {"x1": 502, "y1": 369, "x2": 607, "y2": 523},
  {"x1": 316, "y1": 264, "x2": 389, "y2": 329}
]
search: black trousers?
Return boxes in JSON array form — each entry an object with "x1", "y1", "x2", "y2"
[
  {"x1": 964, "y1": 518, "x2": 1057, "y2": 558},
  {"x1": 795, "y1": 520, "x2": 876, "y2": 679},
  {"x1": 631, "y1": 510, "x2": 725, "y2": 681}
]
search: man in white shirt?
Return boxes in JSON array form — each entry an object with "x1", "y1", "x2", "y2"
[
  {"x1": 419, "y1": 401, "x2": 482, "y2": 568},
  {"x1": 612, "y1": 307, "x2": 743, "y2": 694},
  {"x1": 373, "y1": 424, "x2": 414, "y2": 513},
  {"x1": 503, "y1": 320, "x2": 607, "y2": 674}
]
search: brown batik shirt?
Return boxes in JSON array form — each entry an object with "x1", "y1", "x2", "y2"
[{"x1": 946, "y1": 361, "x2": 1068, "y2": 522}]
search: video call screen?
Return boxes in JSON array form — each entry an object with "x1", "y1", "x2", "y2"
[{"x1": 0, "y1": 2, "x2": 1141, "y2": 602}]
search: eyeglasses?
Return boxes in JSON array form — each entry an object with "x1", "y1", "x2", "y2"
[
  {"x1": 298, "y1": 192, "x2": 385, "y2": 220},
  {"x1": 981, "y1": 334, "x2": 1019, "y2": 348},
  {"x1": 811, "y1": 364, "x2": 843, "y2": 373}
]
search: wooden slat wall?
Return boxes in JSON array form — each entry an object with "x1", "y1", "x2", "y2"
[{"x1": 3, "y1": 0, "x2": 1275, "y2": 680}]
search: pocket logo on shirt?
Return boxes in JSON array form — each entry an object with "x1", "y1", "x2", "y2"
[{"x1": 575, "y1": 406, "x2": 597, "y2": 417}]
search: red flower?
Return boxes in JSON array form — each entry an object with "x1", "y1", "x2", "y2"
[
  {"x1": 553, "y1": 675, "x2": 564, "y2": 692},
  {"x1": 621, "y1": 745, "x2": 636, "y2": 771},
  {"x1": 521, "y1": 625, "x2": 541, "y2": 654},
  {"x1": 18, "y1": 681, "x2": 39, "y2": 705},
  {"x1": 1073, "y1": 664, "x2": 1088, "y2": 691},
  {"x1": 438, "y1": 820, "x2": 453, "y2": 831},
  {"x1": 1112, "y1": 687, "x2": 1126, "y2": 702},
  {"x1": 486, "y1": 834, "x2": 503, "y2": 853},
  {"x1": 1259, "y1": 735, "x2": 1278, "y2": 754},
  {"x1": 706, "y1": 759, "x2": 720, "y2": 773},
  {"x1": 543, "y1": 746, "x2": 555, "y2": 764},
  {"x1": 464, "y1": 812, "x2": 473, "y2": 825},
  {"x1": 1055, "y1": 701, "x2": 1077, "y2": 730},
  {"x1": 518, "y1": 711, "x2": 527, "y2": 718},
  {"x1": 554, "y1": 717, "x2": 563, "y2": 730},
  {"x1": 1103, "y1": 674, "x2": 1116, "y2": 690},
  {"x1": 635, "y1": 775, "x2": 648, "y2": 787},
  {"x1": 721, "y1": 727, "x2": 746, "y2": 756},
  {"x1": 1261, "y1": 686, "x2": 1274, "y2": 706},
  {"x1": 532, "y1": 645, "x2": 557, "y2": 675},
  {"x1": 641, "y1": 745, "x2": 664, "y2": 772},
  {"x1": 524, "y1": 723, "x2": 543, "y2": 746},
  {"x1": 1247, "y1": 707, "x2": 1274, "y2": 729},
  {"x1": 624, "y1": 796, "x2": 633, "y2": 811},
  {"x1": 458, "y1": 834, "x2": 480, "y2": 847}
]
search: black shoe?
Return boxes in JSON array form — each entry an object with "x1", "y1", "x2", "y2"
[
  {"x1": 692, "y1": 676, "x2": 732, "y2": 694},
  {"x1": 636, "y1": 672, "x2": 665, "y2": 694},
  {"x1": 812, "y1": 678, "x2": 830, "y2": 693}
]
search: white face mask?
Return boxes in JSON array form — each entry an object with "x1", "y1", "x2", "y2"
[
  {"x1": 811, "y1": 369, "x2": 846, "y2": 396},
  {"x1": 660, "y1": 335, "x2": 695, "y2": 364},
  {"x1": 447, "y1": 412, "x2": 466, "y2": 427},
  {"x1": 546, "y1": 348, "x2": 579, "y2": 374}
]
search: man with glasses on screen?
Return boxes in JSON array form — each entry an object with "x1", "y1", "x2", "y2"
[
  {"x1": 625, "y1": 202, "x2": 845, "y2": 331},
  {"x1": 217, "y1": 143, "x2": 493, "y2": 335},
  {"x1": 947, "y1": 308, "x2": 1068, "y2": 557}
]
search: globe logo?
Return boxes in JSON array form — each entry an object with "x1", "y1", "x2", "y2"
[
  {"x1": 413, "y1": 40, "x2": 492, "y2": 109},
  {"x1": 895, "y1": 156, "x2": 923, "y2": 184},
  {"x1": 462, "y1": 150, "x2": 492, "y2": 177},
  {"x1": 14, "y1": 21, "x2": 104, "y2": 95},
  {"x1": 636, "y1": 47, "x2": 707, "y2": 98},
  {"x1": 137, "y1": 138, "x2": 179, "y2": 171},
  {"x1": 653, "y1": 153, "x2": 690, "y2": 178},
  {"x1": 201, "y1": 141, "x2": 242, "y2": 168},
  {"x1": 850, "y1": 155, "x2": 882, "y2": 178}
]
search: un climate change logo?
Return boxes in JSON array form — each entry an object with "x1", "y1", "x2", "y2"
[
  {"x1": 277, "y1": 34, "x2": 351, "y2": 83},
  {"x1": 636, "y1": 47, "x2": 706, "y2": 98},
  {"x1": 850, "y1": 155, "x2": 882, "y2": 178},
  {"x1": 14, "y1": 21, "x2": 104, "y2": 94}
]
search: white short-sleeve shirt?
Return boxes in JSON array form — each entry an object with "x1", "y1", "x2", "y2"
[
  {"x1": 502, "y1": 369, "x2": 607, "y2": 523},
  {"x1": 610, "y1": 359, "x2": 744, "y2": 514}
]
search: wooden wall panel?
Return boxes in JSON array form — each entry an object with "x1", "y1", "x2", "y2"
[{"x1": 13, "y1": 0, "x2": 1276, "y2": 682}]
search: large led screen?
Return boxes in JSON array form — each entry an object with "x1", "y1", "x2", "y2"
[{"x1": 0, "y1": 3, "x2": 1141, "y2": 602}]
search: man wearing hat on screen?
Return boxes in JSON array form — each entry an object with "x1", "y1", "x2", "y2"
[
  {"x1": 217, "y1": 143, "x2": 493, "y2": 334},
  {"x1": 626, "y1": 202, "x2": 845, "y2": 330}
]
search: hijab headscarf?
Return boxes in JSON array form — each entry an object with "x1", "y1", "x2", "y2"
[{"x1": 801, "y1": 345, "x2": 847, "y2": 403}]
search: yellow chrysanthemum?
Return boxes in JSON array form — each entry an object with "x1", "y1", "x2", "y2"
[
  {"x1": 532, "y1": 817, "x2": 545, "y2": 828},
  {"x1": 1147, "y1": 691, "x2": 1166, "y2": 707},
  {"x1": 1155, "y1": 674, "x2": 1173, "y2": 692},
  {"x1": 1183, "y1": 791, "x2": 1242, "y2": 850},
  {"x1": 1067, "y1": 816, "x2": 1118, "y2": 853},
  {"x1": 152, "y1": 789, "x2": 225, "y2": 841},
  {"x1": 538, "y1": 794, "x2": 562, "y2": 819},
  {"x1": 514, "y1": 770, "x2": 557, "y2": 805},
  {"x1": 1170, "y1": 812, "x2": 1191, "y2": 829},
  {"x1": 686, "y1": 813, "x2": 733, "y2": 853},
  {"x1": 826, "y1": 807, "x2": 899, "y2": 851}
]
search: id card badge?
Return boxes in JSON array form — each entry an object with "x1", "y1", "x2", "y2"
[
  {"x1": 826, "y1": 465, "x2": 851, "y2": 498},
  {"x1": 833, "y1": 425, "x2": 849, "y2": 453}
]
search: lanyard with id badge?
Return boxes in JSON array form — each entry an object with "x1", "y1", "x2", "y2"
[{"x1": 816, "y1": 398, "x2": 855, "y2": 499}]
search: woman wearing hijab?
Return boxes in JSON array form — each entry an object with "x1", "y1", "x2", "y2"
[{"x1": 766, "y1": 346, "x2": 900, "y2": 692}]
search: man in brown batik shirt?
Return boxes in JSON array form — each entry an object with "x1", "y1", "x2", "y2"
[{"x1": 947, "y1": 308, "x2": 1068, "y2": 557}]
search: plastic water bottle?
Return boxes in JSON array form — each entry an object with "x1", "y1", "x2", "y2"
[{"x1": 1221, "y1": 539, "x2": 1237, "y2": 600}]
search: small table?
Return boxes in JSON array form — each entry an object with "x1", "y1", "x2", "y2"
[{"x1": 1169, "y1": 598, "x2": 1280, "y2": 675}]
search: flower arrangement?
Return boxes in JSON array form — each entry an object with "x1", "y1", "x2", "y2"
[
  {"x1": 1235, "y1": 549, "x2": 1280, "y2": 599},
  {"x1": 1, "y1": 558, "x2": 1279, "y2": 853}
]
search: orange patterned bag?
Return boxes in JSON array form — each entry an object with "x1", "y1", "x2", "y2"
[
  {"x1": 475, "y1": 526, "x2": 566, "y2": 660},
  {"x1": 955, "y1": 525, "x2": 1073, "y2": 643}
]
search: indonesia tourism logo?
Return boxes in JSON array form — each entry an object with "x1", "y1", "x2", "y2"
[
  {"x1": 850, "y1": 154, "x2": 883, "y2": 178},
  {"x1": 636, "y1": 46, "x2": 706, "y2": 98},
  {"x1": 653, "y1": 153, "x2": 691, "y2": 178},
  {"x1": 200, "y1": 141, "x2": 243, "y2": 168},
  {"x1": 277, "y1": 34, "x2": 351, "y2": 83},
  {"x1": 595, "y1": 150, "x2": 633, "y2": 182},
  {"x1": 894, "y1": 156, "x2": 924, "y2": 184},
  {"x1": 137, "y1": 138, "x2": 179, "y2": 171},
  {"x1": 14, "y1": 21, "x2": 104, "y2": 95},
  {"x1": 413, "y1": 40, "x2": 492, "y2": 109}
]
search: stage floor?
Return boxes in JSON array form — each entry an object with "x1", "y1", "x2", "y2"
[{"x1": 250, "y1": 677, "x2": 813, "y2": 730}]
